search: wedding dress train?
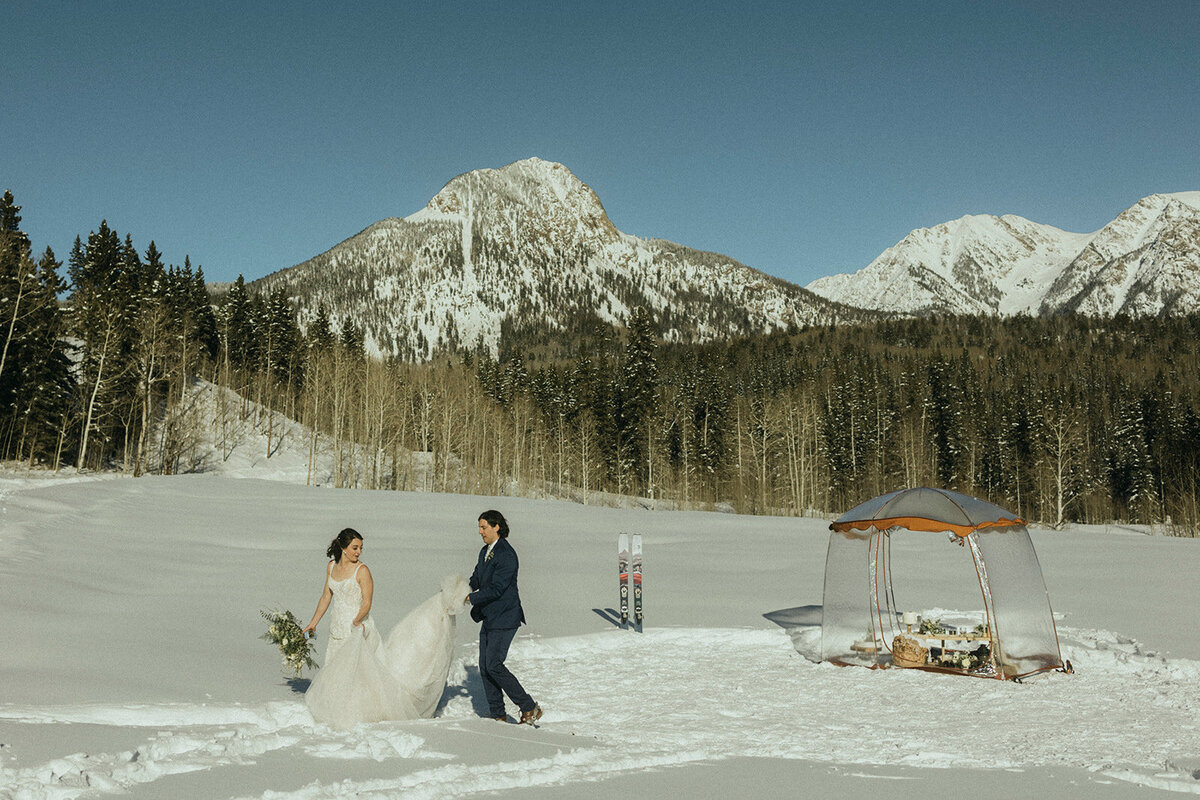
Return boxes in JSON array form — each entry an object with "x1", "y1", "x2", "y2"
[{"x1": 305, "y1": 567, "x2": 469, "y2": 729}]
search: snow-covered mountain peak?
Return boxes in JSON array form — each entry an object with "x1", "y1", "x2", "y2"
[
  {"x1": 1074, "y1": 193, "x2": 1200, "y2": 265},
  {"x1": 808, "y1": 192, "x2": 1200, "y2": 317},
  {"x1": 406, "y1": 158, "x2": 613, "y2": 235},
  {"x1": 807, "y1": 211, "x2": 1090, "y2": 315},
  {"x1": 1152, "y1": 191, "x2": 1200, "y2": 211},
  {"x1": 256, "y1": 158, "x2": 843, "y2": 360},
  {"x1": 1039, "y1": 192, "x2": 1200, "y2": 316}
]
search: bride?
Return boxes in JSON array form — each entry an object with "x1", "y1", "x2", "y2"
[{"x1": 301, "y1": 528, "x2": 468, "y2": 729}]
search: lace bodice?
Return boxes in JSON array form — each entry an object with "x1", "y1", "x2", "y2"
[{"x1": 327, "y1": 562, "x2": 364, "y2": 640}]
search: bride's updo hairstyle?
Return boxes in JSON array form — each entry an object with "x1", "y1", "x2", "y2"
[
  {"x1": 478, "y1": 510, "x2": 509, "y2": 539},
  {"x1": 327, "y1": 527, "x2": 363, "y2": 562}
]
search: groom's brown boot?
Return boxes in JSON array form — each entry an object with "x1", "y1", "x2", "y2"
[{"x1": 519, "y1": 704, "x2": 542, "y2": 725}]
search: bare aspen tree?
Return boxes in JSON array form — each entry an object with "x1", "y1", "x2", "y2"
[
  {"x1": 77, "y1": 311, "x2": 123, "y2": 470},
  {"x1": 1036, "y1": 393, "x2": 1085, "y2": 528},
  {"x1": 782, "y1": 393, "x2": 805, "y2": 515},
  {"x1": 0, "y1": 245, "x2": 37, "y2": 390},
  {"x1": 437, "y1": 365, "x2": 456, "y2": 492},
  {"x1": 304, "y1": 355, "x2": 322, "y2": 486},
  {"x1": 131, "y1": 298, "x2": 170, "y2": 476},
  {"x1": 578, "y1": 408, "x2": 596, "y2": 504}
]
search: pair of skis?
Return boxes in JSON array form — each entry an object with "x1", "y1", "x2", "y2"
[{"x1": 617, "y1": 533, "x2": 643, "y2": 631}]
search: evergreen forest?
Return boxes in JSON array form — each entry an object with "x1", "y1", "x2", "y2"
[{"x1": 3, "y1": 191, "x2": 1199, "y2": 535}]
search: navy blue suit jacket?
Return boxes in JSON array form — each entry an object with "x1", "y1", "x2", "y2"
[{"x1": 468, "y1": 538, "x2": 526, "y2": 630}]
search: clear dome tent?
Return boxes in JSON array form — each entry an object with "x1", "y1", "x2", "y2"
[{"x1": 821, "y1": 487, "x2": 1067, "y2": 680}]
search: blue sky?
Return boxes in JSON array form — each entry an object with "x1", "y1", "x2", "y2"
[{"x1": 5, "y1": 1, "x2": 1198, "y2": 287}]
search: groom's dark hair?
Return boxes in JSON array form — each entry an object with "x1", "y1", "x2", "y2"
[
  {"x1": 478, "y1": 510, "x2": 509, "y2": 539},
  {"x1": 327, "y1": 527, "x2": 363, "y2": 561}
]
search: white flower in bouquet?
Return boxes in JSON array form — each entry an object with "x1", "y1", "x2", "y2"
[{"x1": 260, "y1": 608, "x2": 318, "y2": 677}]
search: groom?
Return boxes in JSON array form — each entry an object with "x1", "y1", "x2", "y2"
[{"x1": 467, "y1": 510, "x2": 543, "y2": 725}]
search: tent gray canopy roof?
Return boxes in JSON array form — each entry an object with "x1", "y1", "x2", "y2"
[{"x1": 831, "y1": 487, "x2": 1025, "y2": 537}]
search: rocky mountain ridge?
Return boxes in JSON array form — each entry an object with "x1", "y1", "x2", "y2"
[
  {"x1": 252, "y1": 158, "x2": 852, "y2": 359},
  {"x1": 253, "y1": 159, "x2": 1198, "y2": 361},
  {"x1": 806, "y1": 192, "x2": 1200, "y2": 316}
]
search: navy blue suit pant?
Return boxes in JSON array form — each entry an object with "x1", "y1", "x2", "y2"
[{"x1": 479, "y1": 627, "x2": 534, "y2": 716}]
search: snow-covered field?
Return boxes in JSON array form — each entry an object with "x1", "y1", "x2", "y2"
[{"x1": 2, "y1": 464, "x2": 1199, "y2": 798}]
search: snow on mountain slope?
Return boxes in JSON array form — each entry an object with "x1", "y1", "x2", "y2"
[
  {"x1": 1041, "y1": 192, "x2": 1200, "y2": 316},
  {"x1": 809, "y1": 192, "x2": 1200, "y2": 317},
  {"x1": 253, "y1": 158, "x2": 848, "y2": 359},
  {"x1": 808, "y1": 214, "x2": 1093, "y2": 315},
  {"x1": 255, "y1": 162, "x2": 1198, "y2": 332}
]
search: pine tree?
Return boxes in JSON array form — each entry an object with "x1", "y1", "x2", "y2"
[
  {"x1": 69, "y1": 220, "x2": 136, "y2": 469},
  {"x1": 265, "y1": 288, "x2": 301, "y2": 385},
  {"x1": 190, "y1": 263, "x2": 219, "y2": 361},
  {"x1": 308, "y1": 304, "x2": 336, "y2": 354},
  {"x1": 619, "y1": 308, "x2": 659, "y2": 495},
  {"x1": 338, "y1": 319, "x2": 366, "y2": 361},
  {"x1": 128, "y1": 238, "x2": 171, "y2": 476},
  {"x1": 692, "y1": 347, "x2": 731, "y2": 495},
  {"x1": 0, "y1": 191, "x2": 72, "y2": 463},
  {"x1": 22, "y1": 247, "x2": 74, "y2": 464},
  {"x1": 0, "y1": 190, "x2": 35, "y2": 406},
  {"x1": 221, "y1": 275, "x2": 258, "y2": 372}
]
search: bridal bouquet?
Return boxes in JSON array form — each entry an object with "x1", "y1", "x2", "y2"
[{"x1": 260, "y1": 608, "x2": 318, "y2": 676}]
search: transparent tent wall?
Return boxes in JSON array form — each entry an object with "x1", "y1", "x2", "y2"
[
  {"x1": 974, "y1": 525, "x2": 1063, "y2": 677},
  {"x1": 821, "y1": 529, "x2": 878, "y2": 666}
]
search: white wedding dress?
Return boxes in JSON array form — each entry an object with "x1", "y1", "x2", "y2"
[{"x1": 305, "y1": 564, "x2": 469, "y2": 729}]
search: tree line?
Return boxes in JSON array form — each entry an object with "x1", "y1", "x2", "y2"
[
  {"x1": 469, "y1": 310, "x2": 1200, "y2": 534},
  {"x1": 3, "y1": 190, "x2": 1198, "y2": 534}
]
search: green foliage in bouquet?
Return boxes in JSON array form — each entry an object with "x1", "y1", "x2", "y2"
[
  {"x1": 918, "y1": 617, "x2": 947, "y2": 635},
  {"x1": 260, "y1": 608, "x2": 318, "y2": 676}
]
